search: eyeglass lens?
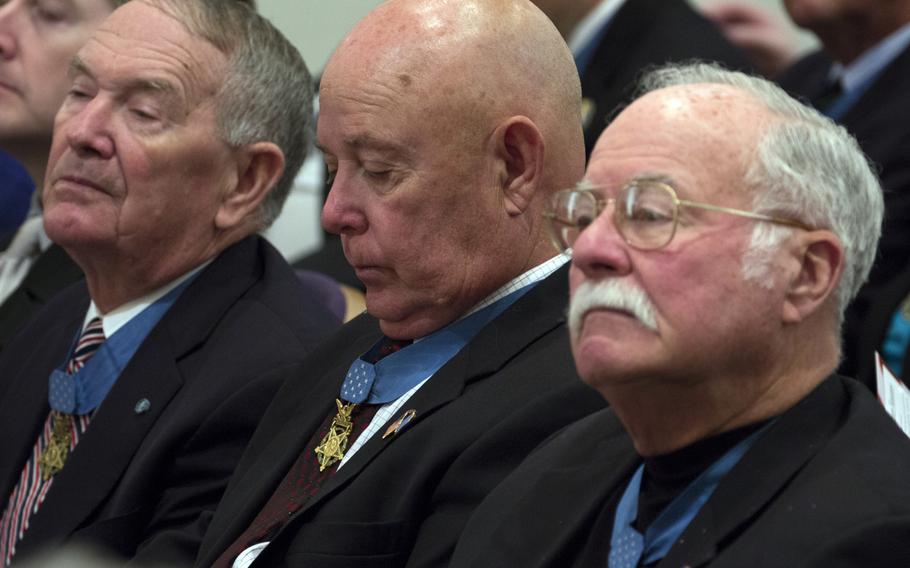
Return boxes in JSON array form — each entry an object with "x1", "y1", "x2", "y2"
[{"x1": 548, "y1": 182, "x2": 678, "y2": 251}]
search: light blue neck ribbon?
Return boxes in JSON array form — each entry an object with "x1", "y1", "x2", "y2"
[
  {"x1": 608, "y1": 424, "x2": 770, "y2": 568},
  {"x1": 824, "y1": 69, "x2": 883, "y2": 121},
  {"x1": 341, "y1": 284, "x2": 533, "y2": 404},
  {"x1": 48, "y1": 277, "x2": 194, "y2": 415}
]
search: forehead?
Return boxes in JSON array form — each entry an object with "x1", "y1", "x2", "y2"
[
  {"x1": 586, "y1": 85, "x2": 766, "y2": 200},
  {"x1": 318, "y1": 43, "x2": 439, "y2": 154},
  {"x1": 76, "y1": 1, "x2": 226, "y2": 104}
]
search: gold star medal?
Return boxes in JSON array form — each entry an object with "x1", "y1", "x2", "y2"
[
  {"x1": 314, "y1": 399, "x2": 357, "y2": 471},
  {"x1": 39, "y1": 411, "x2": 74, "y2": 480}
]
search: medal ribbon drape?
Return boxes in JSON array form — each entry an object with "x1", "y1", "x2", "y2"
[{"x1": 0, "y1": 317, "x2": 105, "y2": 566}]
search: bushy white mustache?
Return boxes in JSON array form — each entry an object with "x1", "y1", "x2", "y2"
[{"x1": 568, "y1": 279, "x2": 658, "y2": 338}]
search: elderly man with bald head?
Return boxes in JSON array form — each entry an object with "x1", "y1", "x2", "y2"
[
  {"x1": 450, "y1": 62, "x2": 910, "y2": 567},
  {"x1": 171, "y1": 1, "x2": 605, "y2": 567}
]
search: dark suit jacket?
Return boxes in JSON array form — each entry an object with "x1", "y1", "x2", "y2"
[
  {"x1": 777, "y1": 48, "x2": 910, "y2": 382},
  {"x1": 451, "y1": 376, "x2": 910, "y2": 568},
  {"x1": 579, "y1": 0, "x2": 752, "y2": 155},
  {"x1": 0, "y1": 235, "x2": 340, "y2": 565},
  {"x1": 0, "y1": 244, "x2": 83, "y2": 354},
  {"x1": 185, "y1": 265, "x2": 605, "y2": 568}
]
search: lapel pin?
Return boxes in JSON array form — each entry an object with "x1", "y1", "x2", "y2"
[
  {"x1": 383, "y1": 409, "x2": 417, "y2": 439},
  {"x1": 580, "y1": 97, "x2": 595, "y2": 129},
  {"x1": 134, "y1": 398, "x2": 151, "y2": 414}
]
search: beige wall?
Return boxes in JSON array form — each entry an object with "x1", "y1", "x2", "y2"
[
  {"x1": 258, "y1": 0, "x2": 818, "y2": 76},
  {"x1": 258, "y1": 0, "x2": 385, "y2": 76}
]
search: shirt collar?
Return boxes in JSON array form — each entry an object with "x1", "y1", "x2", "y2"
[
  {"x1": 465, "y1": 253, "x2": 568, "y2": 317},
  {"x1": 833, "y1": 21, "x2": 910, "y2": 92},
  {"x1": 567, "y1": 0, "x2": 626, "y2": 56}
]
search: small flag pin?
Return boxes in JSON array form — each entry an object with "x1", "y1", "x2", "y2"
[{"x1": 383, "y1": 409, "x2": 417, "y2": 439}]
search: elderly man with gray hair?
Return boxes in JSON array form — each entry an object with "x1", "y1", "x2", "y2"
[
  {"x1": 0, "y1": 0, "x2": 339, "y2": 565},
  {"x1": 450, "y1": 62, "x2": 910, "y2": 568}
]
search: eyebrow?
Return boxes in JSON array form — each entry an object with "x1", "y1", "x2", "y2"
[
  {"x1": 629, "y1": 172, "x2": 677, "y2": 186},
  {"x1": 68, "y1": 56, "x2": 178, "y2": 98},
  {"x1": 317, "y1": 134, "x2": 413, "y2": 158},
  {"x1": 576, "y1": 172, "x2": 679, "y2": 192}
]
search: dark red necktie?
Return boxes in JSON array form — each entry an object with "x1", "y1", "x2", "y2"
[{"x1": 213, "y1": 337, "x2": 411, "y2": 568}]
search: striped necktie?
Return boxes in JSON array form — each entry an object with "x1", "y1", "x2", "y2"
[
  {"x1": 0, "y1": 317, "x2": 105, "y2": 566},
  {"x1": 42, "y1": 317, "x2": 105, "y2": 477}
]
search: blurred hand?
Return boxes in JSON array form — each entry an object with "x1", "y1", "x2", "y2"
[{"x1": 701, "y1": 2, "x2": 800, "y2": 77}]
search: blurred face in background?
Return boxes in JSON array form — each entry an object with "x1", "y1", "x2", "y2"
[
  {"x1": 0, "y1": 0, "x2": 114, "y2": 154},
  {"x1": 783, "y1": 0, "x2": 877, "y2": 31}
]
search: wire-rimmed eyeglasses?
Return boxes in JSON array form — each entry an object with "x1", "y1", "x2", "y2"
[{"x1": 543, "y1": 180, "x2": 811, "y2": 253}]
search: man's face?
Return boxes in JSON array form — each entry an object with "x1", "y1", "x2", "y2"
[
  {"x1": 0, "y1": 0, "x2": 113, "y2": 148},
  {"x1": 568, "y1": 87, "x2": 785, "y2": 390},
  {"x1": 782, "y1": 0, "x2": 867, "y2": 30},
  {"x1": 43, "y1": 0, "x2": 237, "y2": 265},
  {"x1": 317, "y1": 47, "x2": 513, "y2": 339}
]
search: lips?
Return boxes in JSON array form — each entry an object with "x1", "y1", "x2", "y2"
[
  {"x1": 352, "y1": 265, "x2": 385, "y2": 282},
  {"x1": 0, "y1": 78, "x2": 20, "y2": 95},
  {"x1": 54, "y1": 174, "x2": 109, "y2": 195}
]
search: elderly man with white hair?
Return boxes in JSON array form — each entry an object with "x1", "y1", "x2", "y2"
[{"x1": 450, "y1": 62, "x2": 910, "y2": 568}]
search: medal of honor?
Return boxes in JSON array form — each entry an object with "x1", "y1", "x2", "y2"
[
  {"x1": 314, "y1": 399, "x2": 357, "y2": 472},
  {"x1": 39, "y1": 411, "x2": 73, "y2": 480}
]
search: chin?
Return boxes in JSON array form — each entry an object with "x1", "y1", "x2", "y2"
[
  {"x1": 43, "y1": 209, "x2": 107, "y2": 250},
  {"x1": 375, "y1": 304, "x2": 453, "y2": 340}
]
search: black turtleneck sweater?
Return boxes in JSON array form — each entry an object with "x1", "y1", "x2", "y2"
[{"x1": 576, "y1": 420, "x2": 771, "y2": 567}]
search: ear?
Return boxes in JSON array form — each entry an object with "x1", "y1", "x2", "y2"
[
  {"x1": 215, "y1": 141, "x2": 285, "y2": 230},
  {"x1": 491, "y1": 116, "x2": 545, "y2": 217},
  {"x1": 781, "y1": 230, "x2": 844, "y2": 324}
]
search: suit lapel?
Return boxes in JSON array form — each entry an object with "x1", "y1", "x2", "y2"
[
  {"x1": 658, "y1": 378, "x2": 847, "y2": 567},
  {"x1": 18, "y1": 237, "x2": 266, "y2": 554},
  {"x1": 267, "y1": 266, "x2": 572, "y2": 546},
  {"x1": 497, "y1": 418, "x2": 639, "y2": 567},
  {"x1": 195, "y1": 317, "x2": 381, "y2": 566},
  {"x1": 839, "y1": 43, "x2": 910, "y2": 130},
  {"x1": 0, "y1": 307, "x2": 83, "y2": 499},
  {"x1": 19, "y1": 348, "x2": 185, "y2": 556}
]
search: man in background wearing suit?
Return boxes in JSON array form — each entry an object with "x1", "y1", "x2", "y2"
[
  {"x1": 530, "y1": 0, "x2": 752, "y2": 156},
  {"x1": 176, "y1": 1, "x2": 605, "y2": 566},
  {"x1": 451, "y1": 63, "x2": 910, "y2": 567},
  {"x1": 0, "y1": 0, "x2": 339, "y2": 565},
  {"x1": 776, "y1": 0, "x2": 910, "y2": 383},
  {"x1": 0, "y1": 0, "x2": 119, "y2": 352}
]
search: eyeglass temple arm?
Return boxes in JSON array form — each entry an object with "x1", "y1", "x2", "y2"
[{"x1": 678, "y1": 199, "x2": 811, "y2": 230}]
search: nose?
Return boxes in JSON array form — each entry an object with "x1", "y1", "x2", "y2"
[
  {"x1": 63, "y1": 98, "x2": 116, "y2": 161},
  {"x1": 0, "y1": 3, "x2": 20, "y2": 60},
  {"x1": 570, "y1": 204, "x2": 633, "y2": 280},
  {"x1": 321, "y1": 166, "x2": 368, "y2": 236}
]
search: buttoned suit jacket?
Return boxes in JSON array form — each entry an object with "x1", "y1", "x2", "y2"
[
  {"x1": 0, "y1": 244, "x2": 83, "y2": 354},
  {"x1": 777, "y1": 48, "x2": 910, "y2": 382},
  {"x1": 186, "y1": 264, "x2": 606, "y2": 568},
  {"x1": 0, "y1": 235, "x2": 340, "y2": 565},
  {"x1": 578, "y1": 0, "x2": 752, "y2": 156},
  {"x1": 451, "y1": 375, "x2": 910, "y2": 568}
]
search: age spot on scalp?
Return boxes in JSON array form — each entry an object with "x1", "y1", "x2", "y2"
[{"x1": 398, "y1": 74, "x2": 413, "y2": 87}]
